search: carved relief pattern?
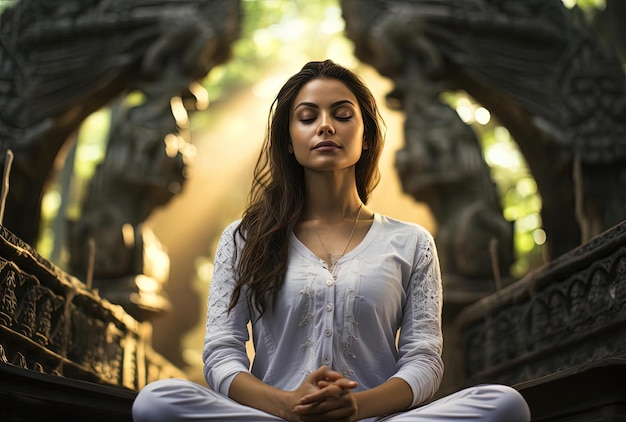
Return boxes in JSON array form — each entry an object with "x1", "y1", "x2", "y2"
[
  {"x1": 461, "y1": 222, "x2": 626, "y2": 386},
  {"x1": 123, "y1": 331, "x2": 140, "y2": 390},
  {"x1": 0, "y1": 226, "x2": 182, "y2": 390},
  {"x1": 0, "y1": 262, "x2": 18, "y2": 325}
]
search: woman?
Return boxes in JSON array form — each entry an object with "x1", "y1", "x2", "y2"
[{"x1": 132, "y1": 60, "x2": 531, "y2": 421}]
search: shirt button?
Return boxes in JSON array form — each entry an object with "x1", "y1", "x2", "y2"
[
  {"x1": 324, "y1": 329, "x2": 332, "y2": 337},
  {"x1": 325, "y1": 303, "x2": 333, "y2": 312},
  {"x1": 325, "y1": 279, "x2": 334, "y2": 286},
  {"x1": 323, "y1": 357, "x2": 331, "y2": 364}
]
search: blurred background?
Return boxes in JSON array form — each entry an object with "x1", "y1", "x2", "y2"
[{"x1": 29, "y1": 0, "x2": 608, "y2": 383}]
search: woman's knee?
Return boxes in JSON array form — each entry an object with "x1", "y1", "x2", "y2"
[
  {"x1": 132, "y1": 378, "x2": 196, "y2": 422},
  {"x1": 481, "y1": 384, "x2": 531, "y2": 422}
]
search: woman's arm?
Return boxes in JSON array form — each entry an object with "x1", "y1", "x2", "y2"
[
  {"x1": 229, "y1": 372, "x2": 297, "y2": 420},
  {"x1": 203, "y1": 222, "x2": 252, "y2": 395},
  {"x1": 352, "y1": 378, "x2": 413, "y2": 419},
  {"x1": 393, "y1": 227, "x2": 444, "y2": 407}
]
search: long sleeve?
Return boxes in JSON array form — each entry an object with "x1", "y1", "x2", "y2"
[
  {"x1": 393, "y1": 227, "x2": 444, "y2": 407},
  {"x1": 202, "y1": 220, "x2": 252, "y2": 396}
]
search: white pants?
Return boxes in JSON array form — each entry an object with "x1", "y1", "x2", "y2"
[{"x1": 132, "y1": 378, "x2": 530, "y2": 422}]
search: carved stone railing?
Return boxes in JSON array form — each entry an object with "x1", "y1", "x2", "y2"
[
  {"x1": 0, "y1": 224, "x2": 183, "y2": 391},
  {"x1": 457, "y1": 219, "x2": 626, "y2": 387}
]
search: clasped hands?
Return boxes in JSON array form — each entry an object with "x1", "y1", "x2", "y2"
[{"x1": 289, "y1": 365, "x2": 358, "y2": 422}]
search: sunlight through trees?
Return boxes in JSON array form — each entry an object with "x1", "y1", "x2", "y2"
[{"x1": 37, "y1": 0, "x2": 608, "y2": 279}]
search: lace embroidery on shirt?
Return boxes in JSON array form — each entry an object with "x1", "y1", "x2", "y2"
[
  {"x1": 206, "y1": 228, "x2": 238, "y2": 329},
  {"x1": 298, "y1": 286, "x2": 315, "y2": 326},
  {"x1": 341, "y1": 340, "x2": 357, "y2": 360},
  {"x1": 339, "y1": 363, "x2": 355, "y2": 378},
  {"x1": 301, "y1": 337, "x2": 313, "y2": 350},
  {"x1": 341, "y1": 286, "x2": 363, "y2": 360},
  {"x1": 301, "y1": 337, "x2": 315, "y2": 377},
  {"x1": 411, "y1": 242, "x2": 441, "y2": 334}
]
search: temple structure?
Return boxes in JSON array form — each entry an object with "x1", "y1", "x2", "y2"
[
  {"x1": 0, "y1": 0, "x2": 241, "y2": 419},
  {"x1": 0, "y1": 0, "x2": 624, "y2": 420}
]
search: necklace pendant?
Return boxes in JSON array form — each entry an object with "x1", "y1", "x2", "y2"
[
  {"x1": 328, "y1": 253, "x2": 341, "y2": 278},
  {"x1": 311, "y1": 204, "x2": 363, "y2": 280}
]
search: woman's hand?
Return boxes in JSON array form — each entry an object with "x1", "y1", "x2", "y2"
[
  {"x1": 229, "y1": 366, "x2": 356, "y2": 422},
  {"x1": 292, "y1": 366, "x2": 359, "y2": 422}
]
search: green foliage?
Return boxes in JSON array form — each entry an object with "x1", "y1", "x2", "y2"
[
  {"x1": 562, "y1": 0, "x2": 606, "y2": 11},
  {"x1": 0, "y1": 0, "x2": 18, "y2": 14},
  {"x1": 441, "y1": 92, "x2": 545, "y2": 277},
  {"x1": 197, "y1": 0, "x2": 345, "y2": 113}
]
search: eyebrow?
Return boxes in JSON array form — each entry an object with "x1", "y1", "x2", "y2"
[{"x1": 294, "y1": 100, "x2": 356, "y2": 110}]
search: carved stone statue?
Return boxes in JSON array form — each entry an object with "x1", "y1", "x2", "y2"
[
  {"x1": 341, "y1": 0, "x2": 626, "y2": 264},
  {"x1": 0, "y1": 0, "x2": 242, "y2": 320},
  {"x1": 393, "y1": 67, "x2": 513, "y2": 299},
  {"x1": 67, "y1": 90, "x2": 196, "y2": 320},
  {"x1": 0, "y1": 0, "x2": 241, "y2": 246}
]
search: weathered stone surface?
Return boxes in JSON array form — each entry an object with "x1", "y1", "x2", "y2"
[
  {"x1": 0, "y1": 224, "x2": 183, "y2": 390},
  {"x1": 0, "y1": 0, "x2": 242, "y2": 246},
  {"x1": 457, "y1": 220, "x2": 626, "y2": 387},
  {"x1": 0, "y1": 362, "x2": 136, "y2": 421}
]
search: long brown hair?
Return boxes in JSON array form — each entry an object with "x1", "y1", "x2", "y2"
[{"x1": 229, "y1": 60, "x2": 385, "y2": 316}]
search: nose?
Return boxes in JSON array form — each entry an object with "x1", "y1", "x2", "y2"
[{"x1": 317, "y1": 114, "x2": 335, "y2": 136}]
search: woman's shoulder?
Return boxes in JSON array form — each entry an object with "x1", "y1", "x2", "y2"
[
  {"x1": 216, "y1": 218, "x2": 244, "y2": 243},
  {"x1": 374, "y1": 214, "x2": 438, "y2": 265},
  {"x1": 376, "y1": 213, "x2": 434, "y2": 240},
  {"x1": 224, "y1": 218, "x2": 243, "y2": 232}
]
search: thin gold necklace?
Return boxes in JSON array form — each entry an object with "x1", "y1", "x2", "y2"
[{"x1": 311, "y1": 204, "x2": 363, "y2": 278}]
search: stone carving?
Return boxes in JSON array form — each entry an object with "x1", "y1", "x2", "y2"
[
  {"x1": 0, "y1": 0, "x2": 242, "y2": 247},
  {"x1": 394, "y1": 78, "x2": 514, "y2": 299},
  {"x1": 459, "y1": 221, "x2": 626, "y2": 386},
  {"x1": 0, "y1": 0, "x2": 241, "y2": 320},
  {"x1": 0, "y1": 262, "x2": 18, "y2": 325},
  {"x1": 0, "y1": 0, "x2": 241, "y2": 396},
  {"x1": 15, "y1": 280, "x2": 43, "y2": 338},
  {"x1": 67, "y1": 93, "x2": 193, "y2": 320},
  {"x1": 0, "y1": 225, "x2": 184, "y2": 389},
  {"x1": 341, "y1": 0, "x2": 626, "y2": 263}
]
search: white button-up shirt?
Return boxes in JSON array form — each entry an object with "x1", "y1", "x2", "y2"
[{"x1": 203, "y1": 213, "x2": 444, "y2": 408}]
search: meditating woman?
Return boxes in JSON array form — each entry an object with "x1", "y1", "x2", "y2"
[{"x1": 132, "y1": 59, "x2": 531, "y2": 422}]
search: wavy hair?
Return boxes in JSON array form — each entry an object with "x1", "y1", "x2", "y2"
[{"x1": 228, "y1": 59, "x2": 385, "y2": 316}]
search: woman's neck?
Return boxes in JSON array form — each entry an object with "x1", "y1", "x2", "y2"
[
  {"x1": 303, "y1": 198, "x2": 363, "y2": 222},
  {"x1": 301, "y1": 172, "x2": 362, "y2": 222}
]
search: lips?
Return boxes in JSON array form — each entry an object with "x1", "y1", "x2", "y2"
[{"x1": 313, "y1": 140, "x2": 340, "y2": 149}]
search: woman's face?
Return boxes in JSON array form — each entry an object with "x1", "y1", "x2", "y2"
[{"x1": 289, "y1": 78, "x2": 365, "y2": 173}]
